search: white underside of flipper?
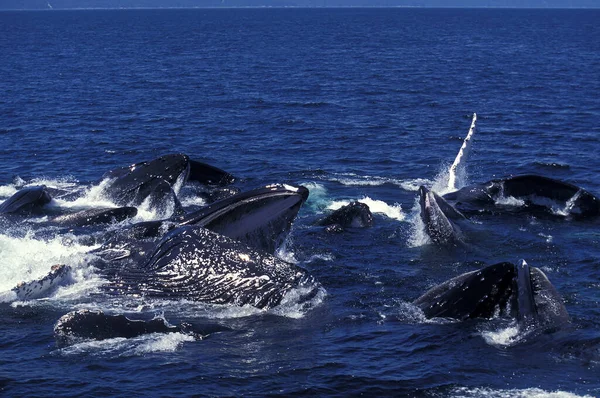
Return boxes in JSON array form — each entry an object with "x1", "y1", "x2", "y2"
[{"x1": 447, "y1": 113, "x2": 477, "y2": 193}]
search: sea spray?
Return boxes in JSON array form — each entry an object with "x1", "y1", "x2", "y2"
[{"x1": 327, "y1": 196, "x2": 404, "y2": 221}]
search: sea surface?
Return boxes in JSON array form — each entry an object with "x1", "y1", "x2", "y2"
[{"x1": 1, "y1": 7, "x2": 599, "y2": 397}]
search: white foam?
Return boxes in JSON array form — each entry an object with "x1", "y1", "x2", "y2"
[
  {"x1": 56, "y1": 332, "x2": 195, "y2": 357},
  {"x1": 302, "y1": 181, "x2": 329, "y2": 211},
  {"x1": 0, "y1": 177, "x2": 78, "y2": 199},
  {"x1": 271, "y1": 285, "x2": 327, "y2": 319},
  {"x1": 28, "y1": 176, "x2": 80, "y2": 190},
  {"x1": 328, "y1": 172, "x2": 401, "y2": 187},
  {"x1": 172, "y1": 171, "x2": 187, "y2": 196},
  {"x1": 480, "y1": 322, "x2": 524, "y2": 347},
  {"x1": 0, "y1": 231, "x2": 94, "y2": 296},
  {"x1": 406, "y1": 198, "x2": 432, "y2": 248},
  {"x1": 393, "y1": 301, "x2": 456, "y2": 324},
  {"x1": 74, "y1": 286, "x2": 326, "y2": 320},
  {"x1": 495, "y1": 195, "x2": 526, "y2": 207},
  {"x1": 327, "y1": 196, "x2": 405, "y2": 221},
  {"x1": 135, "y1": 193, "x2": 176, "y2": 221},
  {"x1": 55, "y1": 179, "x2": 118, "y2": 210},
  {"x1": 0, "y1": 185, "x2": 18, "y2": 198},
  {"x1": 275, "y1": 240, "x2": 298, "y2": 264},
  {"x1": 133, "y1": 332, "x2": 196, "y2": 354},
  {"x1": 449, "y1": 387, "x2": 593, "y2": 398},
  {"x1": 431, "y1": 164, "x2": 455, "y2": 196},
  {"x1": 179, "y1": 195, "x2": 207, "y2": 208},
  {"x1": 304, "y1": 253, "x2": 334, "y2": 263},
  {"x1": 400, "y1": 178, "x2": 434, "y2": 192}
]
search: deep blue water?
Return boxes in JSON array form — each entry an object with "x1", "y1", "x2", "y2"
[{"x1": 1, "y1": 7, "x2": 600, "y2": 397}]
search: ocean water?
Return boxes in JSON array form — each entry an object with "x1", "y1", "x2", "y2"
[{"x1": 1, "y1": 7, "x2": 600, "y2": 397}]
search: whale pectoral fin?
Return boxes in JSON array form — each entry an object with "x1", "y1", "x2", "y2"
[{"x1": 11, "y1": 264, "x2": 72, "y2": 301}]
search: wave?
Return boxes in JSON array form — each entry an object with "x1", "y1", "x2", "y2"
[
  {"x1": 54, "y1": 332, "x2": 196, "y2": 357},
  {"x1": 447, "y1": 387, "x2": 593, "y2": 398}
]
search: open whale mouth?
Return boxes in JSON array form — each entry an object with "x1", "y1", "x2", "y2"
[
  {"x1": 489, "y1": 175, "x2": 600, "y2": 219},
  {"x1": 418, "y1": 185, "x2": 466, "y2": 245},
  {"x1": 512, "y1": 260, "x2": 570, "y2": 331},
  {"x1": 178, "y1": 184, "x2": 310, "y2": 254},
  {"x1": 514, "y1": 260, "x2": 538, "y2": 323},
  {"x1": 418, "y1": 186, "x2": 437, "y2": 227}
]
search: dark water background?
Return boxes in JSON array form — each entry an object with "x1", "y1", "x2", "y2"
[{"x1": 1, "y1": 8, "x2": 599, "y2": 397}]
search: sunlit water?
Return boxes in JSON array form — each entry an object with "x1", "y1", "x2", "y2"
[{"x1": 0, "y1": 7, "x2": 599, "y2": 397}]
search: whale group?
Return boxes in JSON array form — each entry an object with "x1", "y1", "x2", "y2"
[{"x1": 1, "y1": 114, "x2": 596, "y2": 346}]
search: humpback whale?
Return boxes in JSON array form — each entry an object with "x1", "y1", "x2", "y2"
[
  {"x1": 92, "y1": 183, "x2": 310, "y2": 285},
  {"x1": 101, "y1": 183, "x2": 309, "y2": 255},
  {"x1": 418, "y1": 185, "x2": 468, "y2": 245},
  {"x1": 176, "y1": 184, "x2": 309, "y2": 254},
  {"x1": 54, "y1": 309, "x2": 184, "y2": 346},
  {"x1": 413, "y1": 260, "x2": 569, "y2": 330},
  {"x1": 49, "y1": 207, "x2": 138, "y2": 228},
  {"x1": 103, "y1": 226, "x2": 320, "y2": 309},
  {"x1": 443, "y1": 175, "x2": 600, "y2": 220},
  {"x1": 317, "y1": 201, "x2": 373, "y2": 232},
  {"x1": 99, "y1": 153, "x2": 237, "y2": 213},
  {"x1": 100, "y1": 154, "x2": 190, "y2": 208},
  {"x1": 198, "y1": 186, "x2": 241, "y2": 204},
  {"x1": 0, "y1": 185, "x2": 52, "y2": 214},
  {"x1": 11, "y1": 264, "x2": 72, "y2": 301},
  {"x1": 188, "y1": 159, "x2": 235, "y2": 186},
  {"x1": 53, "y1": 309, "x2": 229, "y2": 347}
]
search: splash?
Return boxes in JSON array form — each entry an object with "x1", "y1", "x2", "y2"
[
  {"x1": 0, "y1": 177, "x2": 79, "y2": 200},
  {"x1": 55, "y1": 332, "x2": 195, "y2": 357},
  {"x1": 275, "y1": 237, "x2": 298, "y2": 264},
  {"x1": 480, "y1": 321, "x2": 524, "y2": 347},
  {"x1": 327, "y1": 196, "x2": 404, "y2": 221},
  {"x1": 179, "y1": 193, "x2": 207, "y2": 208},
  {"x1": 133, "y1": 332, "x2": 196, "y2": 354},
  {"x1": 0, "y1": 231, "x2": 94, "y2": 296},
  {"x1": 390, "y1": 300, "x2": 456, "y2": 324},
  {"x1": 54, "y1": 178, "x2": 118, "y2": 210},
  {"x1": 448, "y1": 387, "x2": 594, "y2": 398},
  {"x1": 400, "y1": 178, "x2": 434, "y2": 192},
  {"x1": 327, "y1": 172, "x2": 406, "y2": 187},
  {"x1": 406, "y1": 198, "x2": 432, "y2": 248},
  {"x1": 302, "y1": 181, "x2": 329, "y2": 211}
]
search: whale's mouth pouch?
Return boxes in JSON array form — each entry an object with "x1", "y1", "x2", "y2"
[
  {"x1": 414, "y1": 262, "x2": 516, "y2": 321},
  {"x1": 418, "y1": 185, "x2": 467, "y2": 245},
  {"x1": 514, "y1": 260, "x2": 538, "y2": 324},
  {"x1": 178, "y1": 184, "x2": 309, "y2": 255},
  {"x1": 514, "y1": 261, "x2": 570, "y2": 332}
]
